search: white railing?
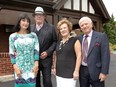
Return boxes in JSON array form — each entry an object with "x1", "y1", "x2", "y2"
[{"x1": 0, "y1": 52, "x2": 9, "y2": 58}]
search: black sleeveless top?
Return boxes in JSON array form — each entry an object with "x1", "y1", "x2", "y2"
[{"x1": 56, "y1": 37, "x2": 78, "y2": 78}]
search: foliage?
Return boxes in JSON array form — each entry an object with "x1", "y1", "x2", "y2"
[
  {"x1": 103, "y1": 15, "x2": 116, "y2": 45},
  {"x1": 109, "y1": 43, "x2": 116, "y2": 51}
]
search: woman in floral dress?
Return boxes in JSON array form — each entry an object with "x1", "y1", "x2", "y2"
[{"x1": 9, "y1": 13, "x2": 39, "y2": 87}]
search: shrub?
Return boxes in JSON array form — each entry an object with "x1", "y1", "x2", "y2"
[{"x1": 103, "y1": 15, "x2": 116, "y2": 45}]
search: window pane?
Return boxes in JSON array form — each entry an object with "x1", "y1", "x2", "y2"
[
  {"x1": 89, "y1": 2, "x2": 95, "y2": 14},
  {"x1": 82, "y1": 0, "x2": 87, "y2": 12},
  {"x1": 73, "y1": 0, "x2": 80, "y2": 10},
  {"x1": 64, "y1": 0, "x2": 71, "y2": 9}
]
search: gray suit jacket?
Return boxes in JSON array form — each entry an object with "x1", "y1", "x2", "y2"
[
  {"x1": 78, "y1": 30, "x2": 110, "y2": 81},
  {"x1": 31, "y1": 22, "x2": 57, "y2": 67}
]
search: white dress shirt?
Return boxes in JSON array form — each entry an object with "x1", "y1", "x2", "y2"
[
  {"x1": 82, "y1": 30, "x2": 93, "y2": 66},
  {"x1": 36, "y1": 23, "x2": 43, "y2": 31}
]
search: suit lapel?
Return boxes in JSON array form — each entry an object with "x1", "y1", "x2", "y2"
[
  {"x1": 40, "y1": 23, "x2": 48, "y2": 43},
  {"x1": 37, "y1": 23, "x2": 49, "y2": 49},
  {"x1": 87, "y1": 31, "x2": 98, "y2": 57}
]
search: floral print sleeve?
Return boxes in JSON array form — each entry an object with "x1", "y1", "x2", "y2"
[{"x1": 9, "y1": 33, "x2": 16, "y2": 64}]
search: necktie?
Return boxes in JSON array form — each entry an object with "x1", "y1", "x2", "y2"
[{"x1": 82, "y1": 35, "x2": 88, "y2": 63}]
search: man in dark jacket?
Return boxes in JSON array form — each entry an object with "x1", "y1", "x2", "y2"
[
  {"x1": 78, "y1": 16, "x2": 110, "y2": 87},
  {"x1": 31, "y1": 6, "x2": 57, "y2": 87}
]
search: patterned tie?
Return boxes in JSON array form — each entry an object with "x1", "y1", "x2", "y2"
[{"x1": 82, "y1": 35, "x2": 88, "y2": 63}]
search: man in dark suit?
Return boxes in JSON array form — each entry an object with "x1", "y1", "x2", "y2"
[
  {"x1": 78, "y1": 16, "x2": 110, "y2": 87},
  {"x1": 31, "y1": 6, "x2": 57, "y2": 87}
]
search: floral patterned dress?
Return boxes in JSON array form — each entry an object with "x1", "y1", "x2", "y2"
[{"x1": 9, "y1": 32, "x2": 39, "y2": 87}]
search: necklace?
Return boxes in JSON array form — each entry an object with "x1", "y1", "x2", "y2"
[{"x1": 59, "y1": 38, "x2": 69, "y2": 50}]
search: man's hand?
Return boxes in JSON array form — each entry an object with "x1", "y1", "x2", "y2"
[
  {"x1": 99, "y1": 73, "x2": 107, "y2": 82},
  {"x1": 40, "y1": 51, "x2": 48, "y2": 59}
]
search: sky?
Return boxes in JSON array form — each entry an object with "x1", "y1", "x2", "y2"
[{"x1": 103, "y1": 0, "x2": 116, "y2": 20}]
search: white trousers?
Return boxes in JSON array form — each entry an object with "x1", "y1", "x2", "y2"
[{"x1": 56, "y1": 76, "x2": 77, "y2": 87}]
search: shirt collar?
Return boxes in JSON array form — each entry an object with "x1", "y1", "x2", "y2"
[
  {"x1": 83, "y1": 30, "x2": 93, "y2": 38},
  {"x1": 36, "y1": 23, "x2": 43, "y2": 29}
]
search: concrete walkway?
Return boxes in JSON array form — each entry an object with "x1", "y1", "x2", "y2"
[{"x1": 0, "y1": 74, "x2": 14, "y2": 82}]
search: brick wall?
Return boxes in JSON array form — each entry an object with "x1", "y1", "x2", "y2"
[
  {"x1": 0, "y1": 52, "x2": 13, "y2": 76},
  {"x1": 0, "y1": 25, "x2": 13, "y2": 76}
]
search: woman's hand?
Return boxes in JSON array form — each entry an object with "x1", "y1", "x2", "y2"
[
  {"x1": 73, "y1": 71, "x2": 79, "y2": 80},
  {"x1": 13, "y1": 64, "x2": 22, "y2": 78},
  {"x1": 32, "y1": 61, "x2": 39, "y2": 77},
  {"x1": 52, "y1": 68, "x2": 56, "y2": 75}
]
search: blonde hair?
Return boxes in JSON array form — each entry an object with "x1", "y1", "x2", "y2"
[{"x1": 57, "y1": 18, "x2": 72, "y2": 33}]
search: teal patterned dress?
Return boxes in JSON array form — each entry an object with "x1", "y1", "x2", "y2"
[{"x1": 9, "y1": 32, "x2": 39, "y2": 87}]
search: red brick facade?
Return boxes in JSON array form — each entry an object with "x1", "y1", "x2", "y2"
[
  {"x1": 0, "y1": 25, "x2": 13, "y2": 76},
  {"x1": 0, "y1": 53, "x2": 13, "y2": 76}
]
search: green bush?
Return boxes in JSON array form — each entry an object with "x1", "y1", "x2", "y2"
[
  {"x1": 103, "y1": 15, "x2": 116, "y2": 45},
  {"x1": 112, "y1": 45, "x2": 116, "y2": 51},
  {"x1": 109, "y1": 43, "x2": 116, "y2": 51}
]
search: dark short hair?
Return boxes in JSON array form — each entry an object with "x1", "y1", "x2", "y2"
[{"x1": 13, "y1": 13, "x2": 31, "y2": 33}]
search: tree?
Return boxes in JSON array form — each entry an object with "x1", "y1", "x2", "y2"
[{"x1": 103, "y1": 15, "x2": 116, "y2": 45}]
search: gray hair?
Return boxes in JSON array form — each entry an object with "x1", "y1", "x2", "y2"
[{"x1": 79, "y1": 16, "x2": 92, "y2": 25}]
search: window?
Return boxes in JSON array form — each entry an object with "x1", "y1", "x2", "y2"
[
  {"x1": 82, "y1": 0, "x2": 87, "y2": 12},
  {"x1": 73, "y1": 0, "x2": 80, "y2": 10},
  {"x1": 64, "y1": 0, "x2": 71, "y2": 9},
  {"x1": 89, "y1": 2, "x2": 95, "y2": 14}
]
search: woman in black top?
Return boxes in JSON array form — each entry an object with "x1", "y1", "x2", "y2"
[{"x1": 52, "y1": 18, "x2": 82, "y2": 87}]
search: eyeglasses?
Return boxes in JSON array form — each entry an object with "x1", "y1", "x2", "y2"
[{"x1": 35, "y1": 14, "x2": 44, "y2": 17}]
